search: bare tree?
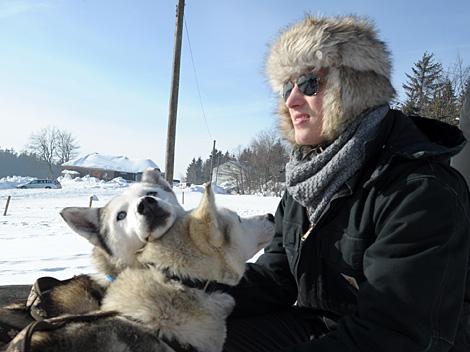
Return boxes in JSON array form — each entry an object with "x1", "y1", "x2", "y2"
[
  {"x1": 224, "y1": 129, "x2": 288, "y2": 195},
  {"x1": 449, "y1": 54, "x2": 470, "y2": 111},
  {"x1": 28, "y1": 126, "x2": 79, "y2": 178},
  {"x1": 56, "y1": 130, "x2": 79, "y2": 164},
  {"x1": 29, "y1": 127, "x2": 58, "y2": 178},
  {"x1": 250, "y1": 129, "x2": 289, "y2": 195}
]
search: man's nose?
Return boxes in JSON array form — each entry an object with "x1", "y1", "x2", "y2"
[{"x1": 285, "y1": 84, "x2": 305, "y2": 108}]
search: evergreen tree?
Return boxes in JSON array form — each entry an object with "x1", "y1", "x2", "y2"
[
  {"x1": 402, "y1": 52, "x2": 443, "y2": 115},
  {"x1": 202, "y1": 149, "x2": 230, "y2": 183},
  {"x1": 185, "y1": 158, "x2": 197, "y2": 184},
  {"x1": 202, "y1": 158, "x2": 211, "y2": 183},
  {"x1": 428, "y1": 77, "x2": 459, "y2": 125},
  {"x1": 194, "y1": 157, "x2": 204, "y2": 184},
  {"x1": 0, "y1": 148, "x2": 61, "y2": 178},
  {"x1": 185, "y1": 157, "x2": 204, "y2": 184}
]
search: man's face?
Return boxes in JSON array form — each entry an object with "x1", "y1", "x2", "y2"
[{"x1": 284, "y1": 71, "x2": 327, "y2": 146}]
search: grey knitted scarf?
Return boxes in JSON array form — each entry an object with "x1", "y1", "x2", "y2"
[{"x1": 285, "y1": 105, "x2": 389, "y2": 225}]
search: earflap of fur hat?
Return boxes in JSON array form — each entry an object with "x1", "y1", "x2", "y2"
[{"x1": 321, "y1": 66, "x2": 395, "y2": 139}]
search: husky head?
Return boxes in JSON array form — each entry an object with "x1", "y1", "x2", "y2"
[
  {"x1": 138, "y1": 183, "x2": 276, "y2": 286},
  {"x1": 60, "y1": 168, "x2": 184, "y2": 267}
]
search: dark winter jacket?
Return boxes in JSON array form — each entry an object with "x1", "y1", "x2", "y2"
[{"x1": 231, "y1": 110, "x2": 470, "y2": 352}]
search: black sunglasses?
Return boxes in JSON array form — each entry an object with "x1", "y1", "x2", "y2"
[{"x1": 282, "y1": 73, "x2": 320, "y2": 102}]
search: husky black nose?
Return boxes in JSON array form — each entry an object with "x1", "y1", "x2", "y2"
[
  {"x1": 137, "y1": 196, "x2": 158, "y2": 215},
  {"x1": 137, "y1": 196, "x2": 170, "y2": 230},
  {"x1": 266, "y1": 213, "x2": 275, "y2": 223}
]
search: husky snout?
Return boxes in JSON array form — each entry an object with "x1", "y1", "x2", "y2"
[
  {"x1": 137, "y1": 196, "x2": 161, "y2": 215},
  {"x1": 136, "y1": 196, "x2": 177, "y2": 241},
  {"x1": 137, "y1": 196, "x2": 172, "y2": 224}
]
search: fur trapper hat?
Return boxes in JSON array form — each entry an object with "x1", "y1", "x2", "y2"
[{"x1": 266, "y1": 15, "x2": 396, "y2": 144}]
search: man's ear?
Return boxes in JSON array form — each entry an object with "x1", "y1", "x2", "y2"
[
  {"x1": 60, "y1": 207, "x2": 102, "y2": 248},
  {"x1": 188, "y1": 183, "x2": 224, "y2": 253}
]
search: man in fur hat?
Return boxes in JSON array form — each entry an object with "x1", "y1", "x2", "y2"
[{"x1": 223, "y1": 15, "x2": 470, "y2": 352}]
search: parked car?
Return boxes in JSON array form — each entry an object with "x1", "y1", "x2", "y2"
[{"x1": 16, "y1": 179, "x2": 62, "y2": 189}]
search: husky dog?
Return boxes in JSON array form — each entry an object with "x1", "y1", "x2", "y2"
[
  {"x1": 7, "y1": 169, "x2": 275, "y2": 352},
  {"x1": 60, "y1": 169, "x2": 185, "y2": 283},
  {"x1": 100, "y1": 183, "x2": 275, "y2": 352}
]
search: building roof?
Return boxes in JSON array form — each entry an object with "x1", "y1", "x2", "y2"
[{"x1": 62, "y1": 153, "x2": 159, "y2": 173}]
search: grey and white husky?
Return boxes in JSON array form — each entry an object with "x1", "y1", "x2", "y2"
[{"x1": 7, "y1": 169, "x2": 275, "y2": 352}]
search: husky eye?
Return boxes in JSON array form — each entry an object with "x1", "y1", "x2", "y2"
[
  {"x1": 116, "y1": 211, "x2": 127, "y2": 221},
  {"x1": 146, "y1": 191, "x2": 158, "y2": 197}
]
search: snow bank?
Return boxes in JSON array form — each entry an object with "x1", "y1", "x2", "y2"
[
  {"x1": 63, "y1": 153, "x2": 159, "y2": 173},
  {"x1": 0, "y1": 176, "x2": 35, "y2": 189},
  {"x1": 188, "y1": 184, "x2": 227, "y2": 194},
  {"x1": 0, "y1": 175, "x2": 130, "y2": 190}
]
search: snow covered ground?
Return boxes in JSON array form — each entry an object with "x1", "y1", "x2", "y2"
[{"x1": 0, "y1": 176, "x2": 280, "y2": 285}]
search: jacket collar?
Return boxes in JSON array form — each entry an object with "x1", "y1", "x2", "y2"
[
  {"x1": 358, "y1": 109, "x2": 466, "y2": 188},
  {"x1": 382, "y1": 111, "x2": 465, "y2": 159}
]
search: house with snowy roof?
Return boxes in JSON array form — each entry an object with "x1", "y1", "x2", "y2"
[{"x1": 61, "y1": 153, "x2": 160, "y2": 181}]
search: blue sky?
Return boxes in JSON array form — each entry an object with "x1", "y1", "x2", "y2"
[{"x1": 0, "y1": 0, "x2": 469, "y2": 177}]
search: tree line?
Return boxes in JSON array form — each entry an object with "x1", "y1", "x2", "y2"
[
  {"x1": 185, "y1": 129, "x2": 289, "y2": 196},
  {"x1": 1, "y1": 127, "x2": 80, "y2": 179},
  {"x1": 400, "y1": 53, "x2": 469, "y2": 125},
  {"x1": 0, "y1": 149, "x2": 62, "y2": 179},
  {"x1": 186, "y1": 52, "x2": 469, "y2": 195}
]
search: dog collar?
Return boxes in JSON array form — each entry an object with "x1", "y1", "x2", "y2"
[
  {"x1": 161, "y1": 335, "x2": 199, "y2": 352},
  {"x1": 161, "y1": 267, "x2": 224, "y2": 293}
]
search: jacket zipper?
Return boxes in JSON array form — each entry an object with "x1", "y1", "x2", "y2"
[
  {"x1": 301, "y1": 223, "x2": 315, "y2": 242},
  {"x1": 296, "y1": 186, "x2": 354, "y2": 308}
]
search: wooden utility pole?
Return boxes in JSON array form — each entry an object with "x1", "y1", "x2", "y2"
[
  {"x1": 165, "y1": 0, "x2": 185, "y2": 184},
  {"x1": 209, "y1": 140, "x2": 216, "y2": 182}
]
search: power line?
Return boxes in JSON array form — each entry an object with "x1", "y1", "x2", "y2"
[{"x1": 183, "y1": 18, "x2": 213, "y2": 140}]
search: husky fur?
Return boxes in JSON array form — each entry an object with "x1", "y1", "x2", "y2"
[
  {"x1": 266, "y1": 15, "x2": 396, "y2": 143},
  {"x1": 9, "y1": 169, "x2": 275, "y2": 352}
]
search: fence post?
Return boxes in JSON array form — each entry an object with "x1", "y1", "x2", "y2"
[
  {"x1": 89, "y1": 195, "x2": 99, "y2": 207},
  {"x1": 3, "y1": 196, "x2": 11, "y2": 216}
]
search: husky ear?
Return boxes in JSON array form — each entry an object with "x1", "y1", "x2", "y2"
[
  {"x1": 142, "y1": 167, "x2": 173, "y2": 192},
  {"x1": 141, "y1": 168, "x2": 162, "y2": 184},
  {"x1": 188, "y1": 183, "x2": 224, "y2": 252},
  {"x1": 60, "y1": 207, "x2": 102, "y2": 247}
]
